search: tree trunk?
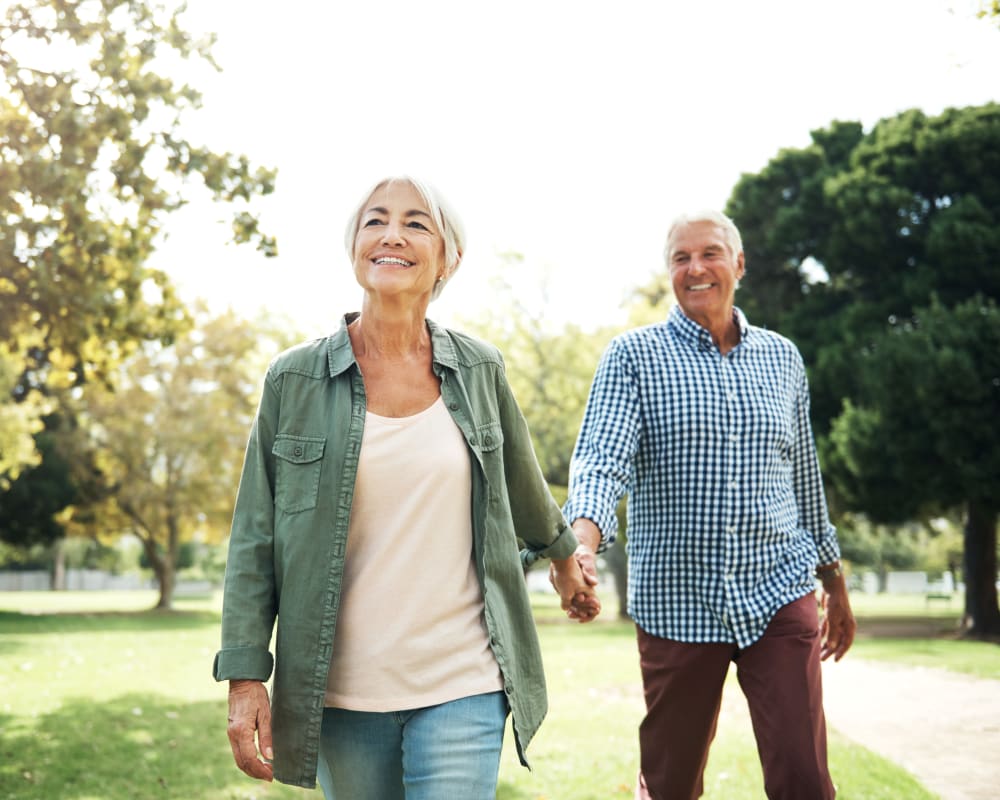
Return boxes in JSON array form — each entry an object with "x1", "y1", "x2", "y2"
[
  {"x1": 51, "y1": 538, "x2": 66, "y2": 590},
  {"x1": 137, "y1": 533, "x2": 175, "y2": 611},
  {"x1": 961, "y1": 499, "x2": 1000, "y2": 637},
  {"x1": 154, "y1": 559, "x2": 175, "y2": 611}
]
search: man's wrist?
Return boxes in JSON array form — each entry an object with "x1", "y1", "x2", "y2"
[
  {"x1": 816, "y1": 561, "x2": 843, "y2": 588},
  {"x1": 571, "y1": 518, "x2": 602, "y2": 552},
  {"x1": 816, "y1": 561, "x2": 841, "y2": 576}
]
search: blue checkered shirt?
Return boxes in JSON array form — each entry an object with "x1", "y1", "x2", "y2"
[{"x1": 563, "y1": 306, "x2": 840, "y2": 648}]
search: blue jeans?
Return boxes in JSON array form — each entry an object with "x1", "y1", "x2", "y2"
[{"x1": 316, "y1": 691, "x2": 508, "y2": 800}]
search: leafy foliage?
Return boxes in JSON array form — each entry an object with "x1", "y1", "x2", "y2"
[
  {"x1": 57, "y1": 308, "x2": 291, "y2": 608},
  {"x1": 457, "y1": 254, "x2": 619, "y2": 486},
  {"x1": 728, "y1": 104, "x2": 1000, "y2": 634},
  {"x1": 0, "y1": 0, "x2": 275, "y2": 483},
  {"x1": 0, "y1": 414, "x2": 78, "y2": 548}
]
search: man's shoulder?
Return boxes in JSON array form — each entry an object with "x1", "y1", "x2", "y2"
[
  {"x1": 746, "y1": 324, "x2": 803, "y2": 361},
  {"x1": 609, "y1": 321, "x2": 670, "y2": 352}
]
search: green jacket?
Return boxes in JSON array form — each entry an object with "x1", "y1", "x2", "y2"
[{"x1": 213, "y1": 314, "x2": 578, "y2": 788}]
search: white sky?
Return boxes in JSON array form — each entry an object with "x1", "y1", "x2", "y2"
[{"x1": 151, "y1": 0, "x2": 1000, "y2": 335}]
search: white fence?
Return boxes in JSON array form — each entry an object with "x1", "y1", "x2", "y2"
[{"x1": 0, "y1": 570, "x2": 212, "y2": 594}]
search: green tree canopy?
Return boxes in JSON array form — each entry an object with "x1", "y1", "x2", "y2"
[
  {"x1": 0, "y1": 0, "x2": 275, "y2": 483},
  {"x1": 727, "y1": 104, "x2": 1000, "y2": 635}
]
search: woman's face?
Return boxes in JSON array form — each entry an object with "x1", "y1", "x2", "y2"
[{"x1": 352, "y1": 180, "x2": 447, "y2": 303}]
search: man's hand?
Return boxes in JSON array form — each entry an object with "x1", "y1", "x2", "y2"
[
  {"x1": 227, "y1": 679, "x2": 274, "y2": 782},
  {"x1": 819, "y1": 570, "x2": 857, "y2": 662}
]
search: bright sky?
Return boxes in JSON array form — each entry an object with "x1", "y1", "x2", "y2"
[{"x1": 153, "y1": 0, "x2": 1000, "y2": 336}]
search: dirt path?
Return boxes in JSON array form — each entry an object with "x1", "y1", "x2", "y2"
[
  {"x1": 710, "y1": 611, "x2": 1000, "y2": 799},
  {"x1": 820, "y1": 658, "x2": 1000, "y2": 800},
  {"x1": 718, "y1": 658, "x2": 1000, "y2": 799}
]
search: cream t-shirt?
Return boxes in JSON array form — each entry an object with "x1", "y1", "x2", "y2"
[{"x1": 325, "y1": 396, "x2": 504, "y2": 710}]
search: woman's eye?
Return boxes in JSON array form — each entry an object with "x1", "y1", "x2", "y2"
[
  {"x1": 407, "y1": 221, "x2": 429, "y2": 231},
  {"x1": 362, "y1": 218, "x2": 384, "y2": 227}
]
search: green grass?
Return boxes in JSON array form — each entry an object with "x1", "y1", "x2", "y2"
[{"x1": 0, "y1": 589, "x2": 985, "y2": 799}]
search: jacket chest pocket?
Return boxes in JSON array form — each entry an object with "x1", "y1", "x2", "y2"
[
  {"x1": 470, "y1": 421, "x2": 504, "y2": 486},
  {"x1": 272, "y1": 434, "x2": 326, "y2": 514}
]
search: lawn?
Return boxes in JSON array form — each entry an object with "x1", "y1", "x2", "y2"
[{"x1": 0, "y1": 589, "x2": 990, "y2": 799}]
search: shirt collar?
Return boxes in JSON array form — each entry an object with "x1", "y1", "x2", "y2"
[
  {"x1": 326, "y1": 312, "x2": 458, "y2": 377},
  {"x1": 667, "y1": 305, "x2": 751, "y2": 351}
]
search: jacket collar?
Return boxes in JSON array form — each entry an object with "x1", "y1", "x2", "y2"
[{"x1": 326, "y1": 312, "x2": 458, "y2": 377}]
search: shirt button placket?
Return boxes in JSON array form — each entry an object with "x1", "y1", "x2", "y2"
[{"x1": 722, "y1": 353, "x2": 739, "y2": 597}]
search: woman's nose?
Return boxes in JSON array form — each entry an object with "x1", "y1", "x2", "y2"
[{"x1": 380, "y1": 220, "x2": 405, "y2": 245}]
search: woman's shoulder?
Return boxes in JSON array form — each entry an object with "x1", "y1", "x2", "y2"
[
  {"x1": 429, "y1": 321, "x2": 504, "y2": 369},
  {"x1": 267, "y1": 335, "x2": 339, "y2": 379}
]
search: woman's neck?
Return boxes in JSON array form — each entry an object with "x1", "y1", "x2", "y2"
[{"x1": 349, "y1": 297, "x2": 431, "y2": 359}]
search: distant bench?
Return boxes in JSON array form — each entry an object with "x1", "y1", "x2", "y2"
[{"x1": 925, "y1": 590, "x2": 953, "y2": 606}]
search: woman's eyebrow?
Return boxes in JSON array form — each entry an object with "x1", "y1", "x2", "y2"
[{"x1": 362, "y1": 206, "x2": 432, "y2": 220}]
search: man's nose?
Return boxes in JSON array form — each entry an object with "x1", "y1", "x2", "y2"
[{"x1": 688, "y1": 255, "x2": 707, "y2": 274}]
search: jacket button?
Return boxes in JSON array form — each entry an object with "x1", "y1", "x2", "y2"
[
  {"x1": 449, "y1": 402, "x2": 459, "y2": 410},
  {"x1": 484, "y1": 435, "x2": 493, "y2": 446},
  {"x1": 293, "y1": 446, "x2": 303, "y2": 457}
]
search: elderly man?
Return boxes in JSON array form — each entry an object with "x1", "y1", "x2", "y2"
[{"x1": 563, "y1": 211, "x2": 856, "y2": 800}]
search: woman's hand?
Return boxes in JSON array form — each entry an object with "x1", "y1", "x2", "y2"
[
  {"x1": 550, "y1": 546, "x2": 601, "y2": 623},
  {"x1": 227, "y1": 679, "x2": 274, "y2": 782}
]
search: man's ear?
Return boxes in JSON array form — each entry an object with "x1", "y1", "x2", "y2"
[{"x1": 736, "y1": 251, "x2": 746, "y2": 279}]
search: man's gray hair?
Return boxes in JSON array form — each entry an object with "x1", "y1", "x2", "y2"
[
  {"x1": 344, "y1": 175, "x2": 466, "y2": 301},
  {"x1": 663, "y1": 210, "x2": 743, "y2": 264}
]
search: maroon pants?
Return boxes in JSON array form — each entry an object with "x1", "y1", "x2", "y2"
[{"x1": 636, "y1": 594, "x2": 835, "y2": 800}]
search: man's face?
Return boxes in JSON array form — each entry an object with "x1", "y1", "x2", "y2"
[{"x1": 667, "y1": 221, "x2": 745, "y2": 327}]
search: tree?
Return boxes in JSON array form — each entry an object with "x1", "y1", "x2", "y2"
[
  {"x1": 727, "y1": 104, "x2": 1000, "y2": 635},
  {"x1": 60, "y1": 309, "x2": 287, "y2": 609},
  {"x1": 0, "y1": 0, "x2": 276, "y2": 485},
  {"x1": 828, "y1": 298, "x2": 1000, "y2": 633}
]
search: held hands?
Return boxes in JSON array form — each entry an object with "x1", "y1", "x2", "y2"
[
  {"x1": 227, "y1": 679, "x2": 274, "y2": 782},
  {"x1": 549, "y1": 544, "x2": 602, "y2": 623}
]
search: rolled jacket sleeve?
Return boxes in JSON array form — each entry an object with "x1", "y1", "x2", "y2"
[{"x1": 494, "y1": 358, "x2": 578, "y2": 563}]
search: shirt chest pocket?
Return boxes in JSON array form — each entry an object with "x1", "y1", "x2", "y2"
[{"x1": 272, "y1": 434, "x2": 326, "y2": 514}]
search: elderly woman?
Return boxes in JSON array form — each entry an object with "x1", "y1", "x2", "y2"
[{"x1": 213, "y1": 176, "x2": 600, "y2": 799}]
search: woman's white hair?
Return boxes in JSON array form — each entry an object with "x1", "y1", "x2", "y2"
[
  {"x1": 663, "y1": 210, "x2": 743, "y2": 264},
  {"x1": 344, "y1": 175, "x2": 466, "y2": 301}
]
